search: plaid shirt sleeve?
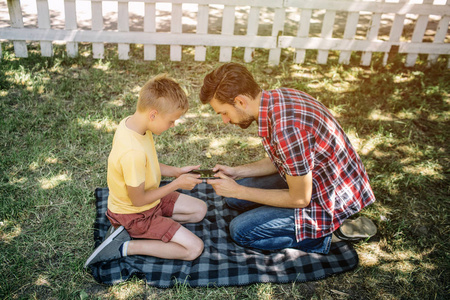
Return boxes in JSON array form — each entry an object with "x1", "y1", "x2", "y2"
[{"x1": 273, "y1": 125, "x2": 315, "y2": 177}]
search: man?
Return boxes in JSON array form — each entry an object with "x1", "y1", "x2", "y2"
[{"x1": 200, "y1": 63, "x2": 376, "y2": 254}]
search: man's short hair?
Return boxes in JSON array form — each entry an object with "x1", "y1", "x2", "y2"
[
  {"x1": 138, "y1": 74, "x2": 188, "y2": 114},
  {"x1": 200, "y1": 63, "x2": 261, "y2": 106}
]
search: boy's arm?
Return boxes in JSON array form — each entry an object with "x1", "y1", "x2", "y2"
[
  {"x1": 127, "y1": 173, "x2": 201, "y2": 207},
  {"x1": 160, "y1": 163, "x2": 200, "y2": 178}
]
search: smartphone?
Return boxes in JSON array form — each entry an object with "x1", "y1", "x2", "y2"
[{"x1": 189, "y1": 169, "x2": 217, "y2": 179}]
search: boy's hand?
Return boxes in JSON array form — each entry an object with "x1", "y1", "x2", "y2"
[
  {"x1": 174, "y1": 173, "x2": 202, "y2": 190},
  {"x1": 212, "y1": 164, "x2": 238, "y2": 179},
  {"x1": 177, "y1": 165, "x2": 201, "y2": 177}
]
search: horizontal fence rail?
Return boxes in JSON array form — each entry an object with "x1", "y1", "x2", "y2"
[{"x1": 1, "y1": 0, "x2": 449, "y2": 67}]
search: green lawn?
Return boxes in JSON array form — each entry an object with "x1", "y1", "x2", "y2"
[{"x1": 1, "y1": 43, "x2": 449, "y2": 299}]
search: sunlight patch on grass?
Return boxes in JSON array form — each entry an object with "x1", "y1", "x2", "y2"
[
  {"x1": 403, "y1": 162, "x2": 444, "y2": 179},
  {"x1": 290, "y1": 70, "x2": 322, "y2": 80},
  {"x1": 93, "y1": 61, "x2": 112, "y2": 71},
  {"x1": 183, "y1": 112, "x2": 216, "y2": 119},
  {"x1": 359, "y1": 242, "x2": 435, "y2": 274},
  {"x1": 326, "y1": 81, "x2": 352, "y2": 93},
  {"x1": 359, "y1": 244, "x2": 380, "y2": 267},
  {"x1": 39, "y1": 174, "x2": 70, "y2": 190},
  {"x1": 110, "y1": 280, "x2": 146, "y2": 300},
  {"x1": 257, "y1": 283, "x2": 275, "y2": 299},
  {"x1": 0, "y1": 221, "x2": 22, "y2": 244},
  {"x1": 346, "y1": 130, "x2": 379, "y2": 155},
  {"x1": 396, "y1": 110, "x2": 416, "y2": 120},
  {"x1": 7, "y1": 70, "x2": 32, "y2": 86},
  {"x1": 108, "y1": 99, "x2": 125, "y2": 107},
  {"x1": 7, "y1": 176, "x2": 28, "y2": 185},
  {"x1": 77, "y1": 117, "x2": 118, "y2": 132},
  {"x1": 209, "y1": 136, "x2": 260, "y2": 155},
  {"x1": 393, "y1": 74, "x2": 414, "y2": 83},
  {"x1": 35, "y1": 275, "x2": 51, "y2": 287},
  {"x1": 29, "y1": 157, "x2": 61, "y2": 172},
  {"x1": 349, "y1": 129, "x2": 398, "y2": 156},
  {"x1": 369, "y1": 109, "x2": 395, "y2": 121}
]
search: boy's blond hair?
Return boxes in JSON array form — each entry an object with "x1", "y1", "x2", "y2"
[{"x1": 137, "y1": 74, "x2": 188, "y2": 114}]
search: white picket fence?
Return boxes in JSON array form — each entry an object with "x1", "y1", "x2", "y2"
[{"x1": 1, "y1": 0, "x2": 449, "y2": 67}]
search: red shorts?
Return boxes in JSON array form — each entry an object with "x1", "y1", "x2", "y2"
[{"x1": 106, "y1": 191, "x2": 181, "y2": 243}]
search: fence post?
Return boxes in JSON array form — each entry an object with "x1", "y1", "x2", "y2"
[
  {"x1": 427, "y1": 13, "x2": 450, "y2": 67},
  {"x1": 339, "y1": 11, "x2": 359, "y2": 65},
  {"x1": 244, "y1": 6, "x2": 260, "y2": 63},
  {"x1": 171, "y1": 3, "x2": 183, "y2": 61},
  {"x1": 317, "y1": 9, "x2": 336, "y2": 65},
  {"x1": 64, "y1": 0, "x2": 78, "y2": 57},
  {"x1": 36, "y1": 0, "x2": 52, "y2": 57},
  {"x1": 91, "y1": 0, "x2": 104, "y2": 59},
  {"x1": 383, "y1": 0, "x2": 406, "y2": 66},
  {"x1": 195, "y1": 4, "x2": 209, "y2": 61},
  {"x1": 405, "y1": 0, "x2": 434, "y2": 67},
  {"x1": 7, "y1": 0, "x2": 28, "y2": 58},
  {"x1": 361, "y1": 11, "x2": 382, "y2": 66},
  {"x1": 144, "y1": 2, "x2": 156, "y2": 61},
  {"x1": 220, "y1": 5, "x2": 235, "y2": 62},
  {"x1": 295, "y1": 8, "x2": 312, "y2": 64},
  {"x1": 118, "y1": 2, "x2": 130, "y2": 60},
  {"x1": 269, "y1": 7, "x2": 285, "y2": 66}
]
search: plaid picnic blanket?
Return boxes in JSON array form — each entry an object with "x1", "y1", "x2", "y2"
[{"x1": 88, "y1": 182, "x2": 359, "y2": 287}]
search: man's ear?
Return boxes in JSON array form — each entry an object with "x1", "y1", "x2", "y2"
[
  {"x1": 234, "y1": 95, "x2": 248, "y2": 109},
  {"x1": 148, "y1": 109, "x2": 158, "y2": 121}
]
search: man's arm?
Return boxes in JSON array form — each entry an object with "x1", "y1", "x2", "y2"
[
  {"x1": 208, "y1": 171, "x2": 312, "y2": 208},
  {"x1": 213, "y1": 157, "x2": 277, "y2": 179}
]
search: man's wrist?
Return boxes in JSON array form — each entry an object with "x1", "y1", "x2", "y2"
[
  {"x1": 233, "y1": 166, "x2": 246, "y2": 178},
  {"x1": 235, "y1": 184, "x2": 247, "y2": 199}
]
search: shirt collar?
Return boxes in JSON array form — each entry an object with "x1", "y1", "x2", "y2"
[{"x1": 258, "y1": 90, "x2": 271, "y2": 138}]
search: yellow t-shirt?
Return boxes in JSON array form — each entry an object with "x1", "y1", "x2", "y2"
[{"x1": 107, "y1": 117, "x2": 161, "y2": 214}]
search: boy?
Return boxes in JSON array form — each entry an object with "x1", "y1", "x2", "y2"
[{"x1": 85, "y1": 74, "x2": 207, "y2": 267}]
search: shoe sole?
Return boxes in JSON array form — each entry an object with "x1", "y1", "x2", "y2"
[
  {"x1": 84, "y1": 226, "x2": 125, "y2": 268},
  {"x1": 333, "y1": 228, "x2": 361, "y2": 241}
]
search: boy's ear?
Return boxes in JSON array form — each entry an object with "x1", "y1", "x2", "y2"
[
  {"x1": 234, "y1": 95, "x2": 248, "y2": 109},
  {"x1": 148, "y1": 109, "x2": 158, "y2": 121}
]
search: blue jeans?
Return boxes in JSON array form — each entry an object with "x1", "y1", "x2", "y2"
[{"x1": 225, "y1": 173, "x2": 332, "y2": 254}]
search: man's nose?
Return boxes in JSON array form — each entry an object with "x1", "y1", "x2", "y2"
[{"x1": 221, "y1": 115, "x2": 230, "y2": 124}]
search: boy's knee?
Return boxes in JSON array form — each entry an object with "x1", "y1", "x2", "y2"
[
  {"x1": 194, "y1": 201, "x2": 207, "y2": 222},
  {"x1": 186, "y1": 239, "x2": 204, "y2": 261}
]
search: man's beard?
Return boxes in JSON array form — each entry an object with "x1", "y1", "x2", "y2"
[{"x1": 232, "y1": 108, "x2": 255, "y2": 129}]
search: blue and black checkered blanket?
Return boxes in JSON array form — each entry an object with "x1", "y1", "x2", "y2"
[{"x1": 88, "y1": 182, "x2": 359, "y2": 287}]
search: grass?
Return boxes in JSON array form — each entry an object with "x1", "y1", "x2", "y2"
[{"x1": 0, "y1": 43, "x2": 449, "y2": 299}]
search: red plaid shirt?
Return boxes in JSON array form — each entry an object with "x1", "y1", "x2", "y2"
[{"x1": 258, "y1": 88, "x2": 375, "y2": 241}]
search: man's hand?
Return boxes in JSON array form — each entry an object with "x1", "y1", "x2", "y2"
[
  {"x1": 207, "y1": 172, "x2": 241, "y2": 198},
  {"x1": 212, "y1": 164, "x2": 239, "y2": 179}
]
